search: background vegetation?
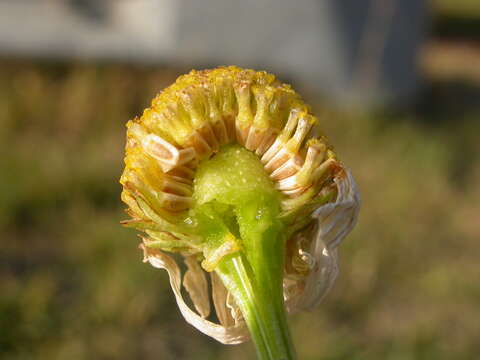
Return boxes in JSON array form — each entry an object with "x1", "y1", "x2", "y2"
[{"x1": 1, "y1": 2, "x2": 479, "y2": 359}]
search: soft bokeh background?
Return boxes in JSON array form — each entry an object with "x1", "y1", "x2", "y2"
[{"x1": 1, "y1": 1, "x2": 479, "y2": 359}]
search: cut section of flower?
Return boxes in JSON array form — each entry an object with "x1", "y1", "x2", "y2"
[{"x1": 120, "y1": 66, "x2": 360, "y2": 359}]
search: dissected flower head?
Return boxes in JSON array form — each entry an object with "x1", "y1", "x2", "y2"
[{"x1": 120, "y1": 66, "x2": 360, "y2": 347}]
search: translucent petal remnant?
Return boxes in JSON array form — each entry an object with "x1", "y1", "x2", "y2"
[{"x1": 120, "y1": 66, "x2": 360, "y2": 344}]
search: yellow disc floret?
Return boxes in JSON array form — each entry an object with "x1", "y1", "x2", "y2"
[{"x1": 121, "y1": 66, "x2": 340, "y2": 256}]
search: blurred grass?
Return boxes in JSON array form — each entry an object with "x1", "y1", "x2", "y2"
[
  {"x1": 433, "y1": 0, "x2": 480, "y2": 19},
  {"x1": 1, "y1": 53, "x2": 479, "y2": 360}
]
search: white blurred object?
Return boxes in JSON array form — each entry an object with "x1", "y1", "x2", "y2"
[
  {"x1": 0, "y1": 0, "x2": 177, "y2": 60},
  {"x1": 0, "y1": 0, "x2": 427, "y2": 106}
]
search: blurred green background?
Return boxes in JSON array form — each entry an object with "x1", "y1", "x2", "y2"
[{"x1": 1, "y1": 1, "x2": 480, "y2": 359}]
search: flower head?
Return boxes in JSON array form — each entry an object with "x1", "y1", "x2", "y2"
[{"x1": 120, "y1": 66, "x2": 360, "y2": 354}]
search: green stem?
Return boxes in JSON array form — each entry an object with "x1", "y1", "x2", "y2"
[
  {"x1": 192, "y1": 145, "x2": 297, "y2": 359},
  {"x1": 217, "y1": 254, "x2": 296, "y2": 360}
]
